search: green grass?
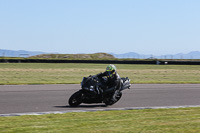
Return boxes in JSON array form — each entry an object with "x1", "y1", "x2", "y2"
[
  {"x1": 1, "y1": 107, "x2": 200, "y2": 132},
  {"x1": 0, "y1": 63, "x2": 200, "y2": 85},
  {"x1": 1, "y1": 63, "x2": 200, "y2": 132}
]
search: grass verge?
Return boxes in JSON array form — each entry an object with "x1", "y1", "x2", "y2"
[
  {"x1": 0, "y1": 63, "x2": 200, "y2": 84},
  {"x1": 1, "y1": 107, "x2": 200, "y2": 132}
]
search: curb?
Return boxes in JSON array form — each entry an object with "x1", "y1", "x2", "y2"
[{"x1": 1, "y1": 105, "x2": 200, "y2": 117}]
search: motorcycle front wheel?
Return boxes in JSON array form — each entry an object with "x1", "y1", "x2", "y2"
[
  {"x1": 104, "y1": 92, "x2": 122, "y2": 106},
  {"x1": 68, "y1": 91, "x2": 83, "y2": 107}
]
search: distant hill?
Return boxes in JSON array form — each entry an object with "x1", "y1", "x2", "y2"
[
  {"x1": 0, "y1": 49, "x2": 45, "y2": 57},
  {"x1": 31, "y1": 53, "x2": 115, "y2": 59}
]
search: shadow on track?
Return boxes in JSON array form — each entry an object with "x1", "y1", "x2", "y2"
[{"x1": 54, "y1": 104, "x2": 107, "y2": 108}]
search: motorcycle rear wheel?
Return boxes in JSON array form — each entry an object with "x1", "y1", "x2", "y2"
[{"x1": 68, "y1": 91, "x2": 83, "y2": 107}]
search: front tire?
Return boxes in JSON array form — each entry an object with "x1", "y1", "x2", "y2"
[
  {"x1": 104, "y1": 91, "x2": 122, "y2": 106},
  {"x1": 68, "y1": 91, "x2": 83, "y2": 107}
]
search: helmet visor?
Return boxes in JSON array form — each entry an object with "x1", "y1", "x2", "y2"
[{"x1": 106, "y1": 70, "x2": 115, "y2": 78}]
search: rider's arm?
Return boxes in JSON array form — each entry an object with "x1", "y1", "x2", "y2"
[
  {"x1": 115, "y1": 73, "x2": 120, "y2": 79},
  {"x1": 96, "y1": 71, "x2": 107, "y2": 78}
]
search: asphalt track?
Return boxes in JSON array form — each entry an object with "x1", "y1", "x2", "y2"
[{"x1": 0, "y1": 84, "x2": 200, "y2": 116}]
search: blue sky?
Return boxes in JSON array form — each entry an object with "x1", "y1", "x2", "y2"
[{"x1": 0, "y1": 0, "x2": 200, "y2": 55}]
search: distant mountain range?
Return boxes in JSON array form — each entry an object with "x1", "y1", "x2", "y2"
[
  {"x1": 1, "y1": 49, "x2": 200, "y2": 59},
  {"x1": 111, "y1": 51, "x2": 200, "y2": 59},
  {"x1": 0, "y1": 49, "x2": 45, "y2": 57}
]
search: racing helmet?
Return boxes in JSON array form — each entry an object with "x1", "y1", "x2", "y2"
[{"x1": 106, "y1": 64, "x2": 116, "y2": 78}]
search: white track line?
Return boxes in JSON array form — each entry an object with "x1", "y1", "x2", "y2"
[{"x1": 1, "y1": 105, "x2": 200, "y2": 117}]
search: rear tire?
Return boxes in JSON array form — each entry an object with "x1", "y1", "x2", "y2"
[{"x1": 68, "y1": 91, "x2": 83, "y2": 107}]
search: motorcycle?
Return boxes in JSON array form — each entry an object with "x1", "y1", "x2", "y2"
[{"x1": 68, "y1": 75, "x2": 131, "y2": 107}]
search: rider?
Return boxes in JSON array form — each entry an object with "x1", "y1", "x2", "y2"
[{"x1": 95, "y1": 64, "x2": 121, "y2": 103}]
